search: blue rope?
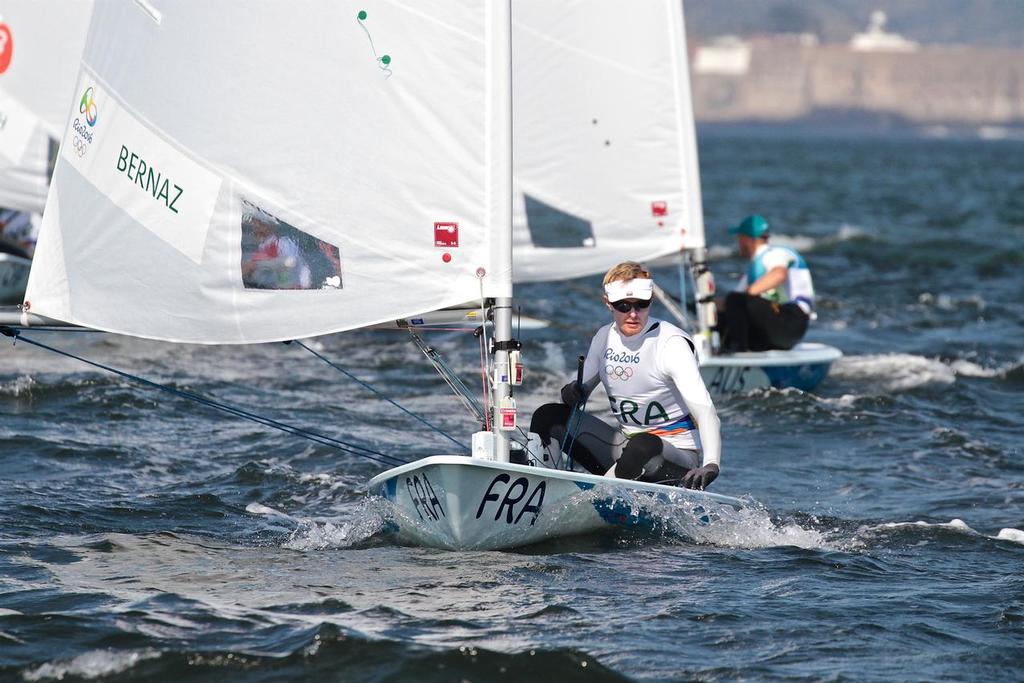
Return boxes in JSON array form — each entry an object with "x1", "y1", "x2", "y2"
[
  {"x1": 559, "y1": 402, "x2": 587, "y2": 471},
  {"x1": 288, "y1": 339, "x2": 469, "y2": 453},
  {"x1": 1, "y1": 327, "x2": 408, "y2": 468}
]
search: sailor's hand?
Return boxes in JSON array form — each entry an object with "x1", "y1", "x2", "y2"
[
  {"x1": 560, "y1": 381, "x2": 587, "y2": 406},
  {"x1": 682, "y1": 463, "x2": 719, "y2": 490}
]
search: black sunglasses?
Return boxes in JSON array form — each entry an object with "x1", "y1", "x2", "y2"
[{"x1": 611, "y1": 298, "x2": 652, "y2": 313}]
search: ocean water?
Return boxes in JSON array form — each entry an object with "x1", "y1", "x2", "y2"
[{"x1": 2, "y1": 133, "x2": 1023, "y2": 681}]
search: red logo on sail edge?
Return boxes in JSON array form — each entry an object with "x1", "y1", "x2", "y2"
[
  {"x1": 434, "y1": 222, "x2": 459, "y2": 248},
  {"x1": 651, "y1": 201, "x2": 667, "y2": 217},
  {"x1": 0, "y1": 24, "x2": 13, "y2": 75}
]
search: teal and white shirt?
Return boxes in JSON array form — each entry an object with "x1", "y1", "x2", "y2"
[
  {"x1": 736, "y1": 243, "x2": 815, "y2": 313},
  {"x1": 580, "y1": 318, "x2": 720, "y2": 466}
]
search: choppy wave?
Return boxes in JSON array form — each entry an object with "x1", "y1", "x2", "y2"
[
  {"x1": 5, "y1": 135, "x2": 1024, "y2": 682},
  {"x1": 917, "y1": 291, "x2": 987, "y2": 312},
  {"x1": 244, "y1": 498, "x2": 389, "y2": 551},
  {"x1": 858, "y1": 518, "x2": 1024, "y2": 546},
  {"x1": 679, "y1": 504, "x2": 832, "y2": 550},
  {"x1": 707, "y1": 224, "x2": 869, "y2": 262},
  {"x1": 23, "y1": 649, "x2": 162, "y2": 681},
  {"x1": 831, "y1": 353, "x2": 955, "y2": 390},
  {"x1": 831, "y1": 353, "x2": 1023, "y2": 392}
]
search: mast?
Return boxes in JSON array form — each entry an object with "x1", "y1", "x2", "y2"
[
  {"x1": 669, "y1": 0, "x2": 718, "y2": 358},
  {"x1": 489, "y1": 0, "x2": 515, "y2": 463}
]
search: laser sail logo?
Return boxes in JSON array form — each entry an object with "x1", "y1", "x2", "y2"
[{"x1": 0, "y1": 22, "x2": 13, "y2": 75}]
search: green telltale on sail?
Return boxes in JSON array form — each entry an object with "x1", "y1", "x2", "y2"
[
  {"x1": 357, "y1": 10, "x2": 367, "y2": 21},
  {"x1": 381, "y1": 55, "x2": 391, "y2": 65}
]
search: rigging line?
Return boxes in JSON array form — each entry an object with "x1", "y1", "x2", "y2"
[
  {"x1": 406, "y1": 330, "x2": 484, "y2": 423},
  {"x1": 0, "y1": 327, "x2": 408, "y2": 468},
  {"x1": 509, "y1": 305, "x2": 531, "y2": 442},
  {"x1": 478, "y1": 281, "x2": 492, "y2": 430},
  {"x1": 478, "y1": 327, "x2": 491, "y2": 431},
  {"x1": 411, "y1": 333, "x2": 483, "y2": 419},
  {"x1": 560, "y1": 404, "x2": 586, "y2": 471},
  {"x1": 407, "y1": 331, "x2": 480, "y2": 407},
  {"x1": 287, "y1": 339, "x2": 468, "y2": 453},
  {"x1": 356, "y1": 10, "x2": 393, "y2": 78}
]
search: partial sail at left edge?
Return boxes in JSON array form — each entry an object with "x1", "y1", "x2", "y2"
[
  {"x1": 26, "y1": 1, "x2": 513, "y2": 344},
  {"x1": 0, "y1": 1, "x2": 92, "y2": 215}
]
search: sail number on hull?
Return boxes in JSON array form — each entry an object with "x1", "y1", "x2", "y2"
[
  {"x1": 406, "y1": 474, "x2": 445, "y2": 522},
  {"x1": 705, "y1": 365, "x2": 750, "y2": 394},
  {"x1": 476, "y1": 474, "x2": 545, "y2": 526}
]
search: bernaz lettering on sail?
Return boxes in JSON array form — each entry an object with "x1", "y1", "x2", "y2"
[{"x1": 116, "y1": 144, "x2": 183, "y2": 214}]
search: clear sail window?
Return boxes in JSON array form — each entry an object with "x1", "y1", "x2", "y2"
[{"x1": 240, "y1": 199, "x2": 342, "y2": 291}]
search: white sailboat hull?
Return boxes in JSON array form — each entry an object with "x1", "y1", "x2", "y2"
[
  {"x1": 0, "y1": 254, "x2": 31, "y2": 305},
  {"x1": 366, "y1": 455, "x2": 744, "y2": 551},
  {"x1": 700, "y1": 342, "x2": 842, "y2": 395}
]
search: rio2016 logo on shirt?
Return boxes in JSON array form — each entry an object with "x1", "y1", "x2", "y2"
[
  {"x1": 605, "y1": 349, "x2": 640, "y2": 364},
  {"x1": 79, "y1": 86, "x2": 99, "y2": 127}
]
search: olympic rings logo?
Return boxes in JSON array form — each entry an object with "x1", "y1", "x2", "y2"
[
  {"x1": 79, "y1": 86, "x2": 98, "y2": 127},
  {"x1": 71, "y1": 136, "x2": 89, "y2": 157},
  {"x1": 606, "y1": 364, "x2": 634, "y2": 381}
]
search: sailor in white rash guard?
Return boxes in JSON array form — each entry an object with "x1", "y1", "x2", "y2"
[{"x1": 529, "y1": 262, "x2": 722, "y2": 489}]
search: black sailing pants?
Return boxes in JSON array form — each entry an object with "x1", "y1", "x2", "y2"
[{"x1": 719, "y1": 291, "x2": 809, "y2": 352}]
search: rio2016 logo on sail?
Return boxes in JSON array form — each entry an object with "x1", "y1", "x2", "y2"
[
  {"x1": 80, "y1": 87, "x2": 98, "y2": 127},
  {"x1": 70, "y1": 85, "x2": 100, "y2": 156}
]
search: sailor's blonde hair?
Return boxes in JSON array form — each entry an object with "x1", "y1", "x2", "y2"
[{"x1": 602, "y1": 261, "x2": 650, "y2": 287}]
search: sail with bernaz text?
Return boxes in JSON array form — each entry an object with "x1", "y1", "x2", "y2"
[{"x1": 25, "y1": 1, "x2": 512, "y2": 344}]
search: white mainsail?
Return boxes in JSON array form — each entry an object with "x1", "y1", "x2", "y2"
[
  {"x1": 511, "y1": 0, "x2": 704, "y2": 283},
  {"x1": 0, "y1": 1, "x2": 93, "y2": 214},
  {"x1": 25, "y1": 1, "x2": 512, "y2": 344}
]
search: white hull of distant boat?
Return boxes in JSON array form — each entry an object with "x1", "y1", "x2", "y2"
[
  {"x1": 700, "y1": 342, "x2": 842, "y2": 395},
  {"x1": 367, "y1": 455, "x2": 744, "y2": 551},
  {"x1": 0, "y1": 254, "x2": 31, "y2": 305}
]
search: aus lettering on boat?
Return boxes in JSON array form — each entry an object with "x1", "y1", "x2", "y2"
[{"x1": 115, "y1": 144, "x2": 183, "y2": 214}]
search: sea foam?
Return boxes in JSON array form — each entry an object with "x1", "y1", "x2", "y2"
[{"x1": 23, "y1": 649, "x2": 161, "y2": 681}]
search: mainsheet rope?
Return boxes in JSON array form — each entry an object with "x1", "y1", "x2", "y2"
[
  {"x1": 0, "y1": 327, "x2": 408, "y2": 468},
  {"x1": 286, "y1": 338, "x2": 469, "y2": 453},
  {"x1": 559, "y1": 404, "x2": 586, "y2": 471}
]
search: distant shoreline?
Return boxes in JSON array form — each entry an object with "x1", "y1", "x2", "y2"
[{"x1": 696, "y1": 117, "x2": 1024, "y2": 143}]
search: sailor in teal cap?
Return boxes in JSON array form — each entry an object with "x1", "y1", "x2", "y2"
[{"x1": 717, "y1": 214, "x2": 816, "y2": 352}]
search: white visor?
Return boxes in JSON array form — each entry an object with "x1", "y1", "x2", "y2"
[{"x1": 604, "y1": 278, "x2": 653, "y2": 303}]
